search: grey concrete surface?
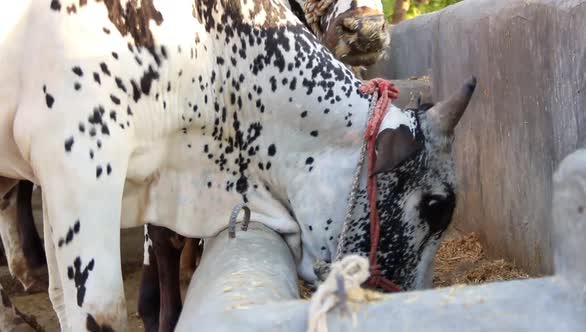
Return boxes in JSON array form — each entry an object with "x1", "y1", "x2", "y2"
[
  {"x1": 552, "y1": 148, "x2": 586, "y2": 296},
  {"x1": 179, "y1": 273, "x2": 585, "y2": 331},
  {"x1": 176, "y1": 222, "x2": 300, "y2": 331},
  {"x1": 365, "y1": 0, "x2": 586, "y2": 276}
]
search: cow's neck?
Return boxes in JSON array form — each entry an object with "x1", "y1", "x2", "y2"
[
  {"x1": 201, "y1": 26, "x2": 371, "y2": 280},
  {"x1": 209, "y1": 28, "x2": 374, "y2": 281},
  {"x1": 216, "y1": 21, "x2": 370, "y2": 280},
  {"x1": 250, "y1": 67, "x2": 371, "y2": 280}
]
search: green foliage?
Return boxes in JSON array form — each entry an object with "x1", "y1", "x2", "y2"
[
  {"x1": 382, "y1": 0, "x2": 395, "y2": 20},
  {"x1": 381, "y1": 0, "x2": 463, "y2": 22},
  {"x1": 406, "y1": 0, "x2": 463, "y2": 19}
]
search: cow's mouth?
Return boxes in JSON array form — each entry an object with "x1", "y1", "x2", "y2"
[{"x1": 340, "y1": 50, "x2": 384, "y2": 67}]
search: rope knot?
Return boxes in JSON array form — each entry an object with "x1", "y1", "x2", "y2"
[
  {"x1": 366, "y1": 264, "x2": 401, "y2": 292},
  {"x1": 369, "y1": 263, "x2": 383, "y2": 276},
  {"x1": 308, "y1": 255, "x2": 370, "y2": 332},
  {"x1": 358, "y1": 78, "x2": 400, "y2": 100},
  {"x1": 359, "y1": 78, "x2": 400, "y2": 141},
  {"x1": 365, "y1": 264, "x2": 383, "y2": 285}
]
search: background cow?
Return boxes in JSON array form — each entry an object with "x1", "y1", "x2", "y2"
[
  {"x1": 287, "y1": 0, "x2": 389, "y2": 70},
  {"x1": 0, "y1": 0, "x2": 474, "y2": 330}
]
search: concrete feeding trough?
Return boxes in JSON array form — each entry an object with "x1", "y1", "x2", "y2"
[{"x1": 176, "y1": 149, "x2": 586, "y2": 331}]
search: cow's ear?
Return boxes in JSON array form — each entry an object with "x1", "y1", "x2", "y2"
[{"x1": 372, "y1": 125, "x2": 422, "y2": 176}]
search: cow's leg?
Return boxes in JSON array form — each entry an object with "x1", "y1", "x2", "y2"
[
  {"x1": 0, "y1": 187, "x2": 38, "y2": 291},
  {"x1": 0, "y1": 282, "x2": 20, "y2": 332},
  {"x1": 138, "y1": 224, "x2": 185, "y2": 332},
  {"x1": 0, "y1": 282, "x2": 39, "y2": 331},
  {"x1": 41, "y1": 179, "x2": 127, "y2": 331},
  {"x1": 17, "y1": 180, "x2": 46, "y2": 269},
  {"x1": 138, "y1": 225, "x2": 160, "y2": 332},
  {"x1": 179, "y1": 238, "x2": 198, "y2": 284},
  {"x1": 151, "y1": 224, "x2": 185, "y2": 332},
  {"x1": 33, "y1": 150, "x2": 129, "y2": 331},
  {"x1": 180, "y1": 238, "x2": 204, "y2": 284},
  {"x1": 43, "y1": 192, "x2": 68, "y2": 329}
]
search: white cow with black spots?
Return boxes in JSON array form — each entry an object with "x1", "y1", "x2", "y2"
[
  {"x1": 0, "y1": 1, "x2": 388, "y2": 329},
  {"x1": 0, "y1": 0, "x2": 389, "y2": 330},
  {"x1": 0, "y1": 0, "x2": 476, "y2": 330}
]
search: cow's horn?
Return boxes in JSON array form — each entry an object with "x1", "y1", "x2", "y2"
[{"x1": 427, "y1": 76, "x2": 477, "y2": 135}]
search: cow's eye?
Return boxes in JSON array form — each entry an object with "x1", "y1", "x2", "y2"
[
  {"x1": 424, "y1": 194, "x2": 444, "y2": 207},
  {"x1": 419, "y1": 194, "x2": 455, "y2": 233}
]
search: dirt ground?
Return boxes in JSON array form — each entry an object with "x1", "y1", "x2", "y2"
[
  {"x1": 1, "y1": 261, "x2": 146, "y2": 332},
  {"x1": 2, "y1": 228, "x2": 531, "y2": 332}
]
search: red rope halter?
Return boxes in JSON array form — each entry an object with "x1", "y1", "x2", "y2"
[{"x1": 358, "y1": 78, "x2": 401, "y2": 292}]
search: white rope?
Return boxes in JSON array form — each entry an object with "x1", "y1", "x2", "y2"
[
  {"x1": 307, "y1": 255, "x2": 371, "y2": 332},
  {"x1": 334, "y1": 91, "x2": 379, "y2": 262}
]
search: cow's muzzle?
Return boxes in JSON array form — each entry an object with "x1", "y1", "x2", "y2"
[{"x1": 327, "y1": 13, "x2": 388, "y2": 67}]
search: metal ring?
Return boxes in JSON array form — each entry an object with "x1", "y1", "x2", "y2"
[{"x1": 228, "y1": 203, "x2": 251, "y2": 239}]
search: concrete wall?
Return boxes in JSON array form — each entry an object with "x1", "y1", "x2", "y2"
[{"x1": 365, "y1": 0, "x2": 586, "y2": 275}]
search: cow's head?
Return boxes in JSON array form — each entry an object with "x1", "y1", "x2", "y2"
[
  {"x1": 335, "y1": 77, "x2": 477, "y2": 291},
  {"x1": 292, "y1": 0, "x2": 388, "y2": 67}
]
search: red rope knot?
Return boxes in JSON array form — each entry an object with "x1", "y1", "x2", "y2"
[
  {"x1": 358, "y1": 78, "x2": 400, "y2": 100},
  {"x1": 359, "y1": 78, "x2": 400, "y2": 141},
  {"x1": 366, "y1": 264, "x2": 401, "y2": 292},
  {"x1": 358, "y1": 78, "x2": 402, "y2": 293}
]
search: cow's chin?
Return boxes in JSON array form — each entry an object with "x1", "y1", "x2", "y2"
[
  {"x1": 332, "y1": 41, "x2": 384, "y2": 67},
  {"x1": 328, "y1": 31, "x2": 387, "y2": 67},
  {"x1": 339, "y1": 51, "x2": 383, "y2": 67}
]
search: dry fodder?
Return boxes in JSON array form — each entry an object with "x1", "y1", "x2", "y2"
[{"x1": 433, "y1": 232, "x2": 530, "y2": 287}]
